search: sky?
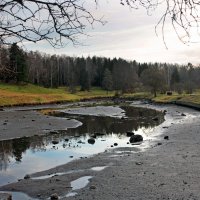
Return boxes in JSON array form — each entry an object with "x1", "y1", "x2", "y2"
[{"x1": 24, "y1": 0, "x2": 200, "y2": 65}]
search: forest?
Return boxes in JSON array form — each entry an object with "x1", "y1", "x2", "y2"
[{"x1": 0, "y1": 43, "x2": 200, "y2": 97}]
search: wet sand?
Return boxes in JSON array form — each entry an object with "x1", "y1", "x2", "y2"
[{"x1": 0, "y1": 103, "x2": 200, "y2": 199}]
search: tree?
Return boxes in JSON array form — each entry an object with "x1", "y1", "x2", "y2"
[
  {"x1": 102, "y1": 68, "x2": 113, "y2": 93},
  {"x1": 0, "y1": 0, "x2": 199, "y2": 47},
  {"x1": 141, "y1": 67, "x2": 165, "y2": 97},
  {"x1": 9, "y1": 43, "x2": 27, "y2": 82},
  {"x1": 0, "y1": 0, "x2": 104, "y2": 47},
  {"x1": 0, "y1": 45, "x2": 9, "y2": 81},
  {"x1": 170, "y1": 67, "x2": 180, "y2": 91}
]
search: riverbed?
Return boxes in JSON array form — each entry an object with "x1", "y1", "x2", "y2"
[{"x1": 0, "y1": 101, "x2": 199, "y2": 200}]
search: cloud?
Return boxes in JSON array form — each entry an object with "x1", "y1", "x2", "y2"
[{"x1": 24, "y1": 0, "x2": 200, "y2": 64}]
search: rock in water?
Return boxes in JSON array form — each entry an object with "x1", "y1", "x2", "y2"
[
  {"x1": 52, "y1": 140, "x2": 59, "y2": 145},
  {"x1": 126, "y1": 131, "x2": 134, "y2": 137},
  {"x1": 24, "y1": 174, "x2": 30, "y2": 179},
  {"x1": 88, "y1": 138, "x2": 95, "y2": 144},
  {"x1": 129, "y1": 134, "x2": 143, "y2": 143},
  {"x1": 50, "y1": 193, "x2": 59, "y2": 200},
  {"x1": 64, "y1": 138, "x2": 69, "y2": 142}
]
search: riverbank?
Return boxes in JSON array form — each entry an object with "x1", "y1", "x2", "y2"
[
  {"x1": 0, "y1": 103, "x2": 199, "y2": 199},
  {"x1": 1, "y1": 83, "x2": 200, "y2": 112}
]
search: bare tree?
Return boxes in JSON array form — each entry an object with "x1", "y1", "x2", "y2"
[
  {"x1": 122, "y1": 0, "x2": 200, "y2": 45},
  {"x1": 1, "y1": 0, "x2": 199, "y2": 47},
  {"x1": 0, "y1": 0, "x2": 104, "y2": 47}
]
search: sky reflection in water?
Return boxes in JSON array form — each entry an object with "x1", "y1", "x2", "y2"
[{"x1": 0, "y1": 106, "x2": 164, "y2": 186}]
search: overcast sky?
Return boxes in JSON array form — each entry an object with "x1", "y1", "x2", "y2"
[{"x1": 24, "y1": 0, "x2": 200, "y2": 65}]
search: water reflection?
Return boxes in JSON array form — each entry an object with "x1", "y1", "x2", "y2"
[
  {"x1": 0, "y1": 106, "x2": 164, "y2": 186},
  {"x1": 54, "y1": 106, "x2": 163, "y2": 135}
]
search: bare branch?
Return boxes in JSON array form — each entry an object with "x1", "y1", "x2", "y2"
[{"x1": 0, "y1": 0, "x2": 105, "y2": 47}]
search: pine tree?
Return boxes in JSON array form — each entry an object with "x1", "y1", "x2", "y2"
[
  {"x1": 9, "y1": 43, "x2": 27, "y2": 82},
  {"x1": 102, "y1": 68, "x2": 113, "y2": 92}
]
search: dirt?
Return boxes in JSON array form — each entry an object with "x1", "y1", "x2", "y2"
[{"x1": 0, "y1": 103, "x2": 200, "y2": 200}]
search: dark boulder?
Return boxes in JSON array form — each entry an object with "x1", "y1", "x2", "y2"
[
  {"x1": 129, "y1": 134, "x2": 143, "y2": 143},
  {"x1": 24, "y1": 174, "x2": 30, "y2": 179},
  {"x1": 126, "y1": 131, "x2": 134, "y2": 137},
  {"x1": 164, "y1": 136, "x2": 169, "y2": 140},
  {"x1": 181, "y1": 113, "x2": 186, "y2": 116},
  {"x1": 64, "y1": 138, "x2": 69, "y2": 142},
  {"x1": 50, "y1": 193, "x2": 59, "y2": 200},
  {"x1": 52, "y1": 140, "x2": 59, "y2": 145},
  {"x1": 114, "y1": 143, "x2": 118, "y2": 146},
  {"x1": 88, "y1": 138, "x2": 95, "y2": 144}
]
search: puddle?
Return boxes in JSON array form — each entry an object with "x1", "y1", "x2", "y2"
[
  {"x1": 70, "y1": 176, "x2": 92, "y2": 190},
  {"x1": 0, "y1": 105, "x2": 164, "y2": 186},
  {"x1": 32, "y1": 167, "x2": 107, "y2": 180},
  {"x1": 91, "y1": 166, "x2": 107, "y2": 171},
  {"x1": 64, "y1": 175, "x2": 92, "y2": 198}
]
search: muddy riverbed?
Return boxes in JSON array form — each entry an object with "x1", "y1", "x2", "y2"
[
  {"x1": 0, "y1": 103, "x2": 164, "y2": 187},
  {"x1": 0, "y1": 101, "x2": 199, "y2": 200}
]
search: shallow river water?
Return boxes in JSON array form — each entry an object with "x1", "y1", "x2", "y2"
[{"x1": 0, "y1": 104, "x2": 164, "y2": 187}]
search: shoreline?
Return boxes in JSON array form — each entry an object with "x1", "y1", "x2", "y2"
[
  {"x1": 1, "y1": 94, "x2": 200, "y2": 115},
  {"x1": 1, "y1": 102, "x2": 199, "y2": 199}
]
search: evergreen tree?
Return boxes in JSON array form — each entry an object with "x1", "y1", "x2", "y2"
[
  {"x1": 102, "y1": 68, "x2": 113, "y2": 92},
  {"x1": 9, "y1": 43, "x2": 27, "y2": 82}
]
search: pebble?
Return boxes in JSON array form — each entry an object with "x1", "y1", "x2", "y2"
[
  {"x1": 24, "y1": 174, "x2": 30, "y2": 179},
  {"x1": 90, "y1": 185, "x2": 96, "y2": 189},
  {"x1": 164, "y1": 136, "x2": 169, "y2": 140},
  {"x1": 136, "y1": 162, "x2": 143, "y2": 165}
]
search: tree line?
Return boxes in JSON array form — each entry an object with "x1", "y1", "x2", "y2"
[{"x1": 0, "y1": 44, "x2": 200, "y2": 97}]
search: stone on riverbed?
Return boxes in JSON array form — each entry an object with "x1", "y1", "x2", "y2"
[
  {"x1": 88, "y1": 138, "x2": 95, "y2": 144},
  {"x1": 52, "y1": 140, "x2": 59, "y2": 145},
  {"x1": 24, "y1": 174, "x2": 30, "y2": 179},
  {"x1": 126, "y1": 131, "x2": 134, "y2": 137},
  {"x1": 50, "y1": 193, "x2": 59, "y2": 200},
  {"x1": 164, "y1": 136, "x2": 169, "y2": 140},
  {"x1": 129, "y1": 134, "x2": 143, "y2": 143}
]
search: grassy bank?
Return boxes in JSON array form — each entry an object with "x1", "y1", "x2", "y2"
[
  {"x1": 0, "y1": 83, "x2": 200, "y2": 107},
  {"x1": 153, "y1": 91, "x2": 200, "y2": 105},
  {"x1": 0, "y1": 83, "x2": 115, "y2": 107}
]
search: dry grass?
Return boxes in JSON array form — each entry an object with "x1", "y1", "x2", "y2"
[
  {"x1": 0, "y1": 83, "x2": 114, "y2": 107},
  {"x1": 1, "y1": 82, "x2": 200, "y2": 107}
]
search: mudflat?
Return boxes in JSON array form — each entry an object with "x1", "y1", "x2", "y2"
[{"x1": 0, "y1": 103, "x2": 200, "y2": 200}]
